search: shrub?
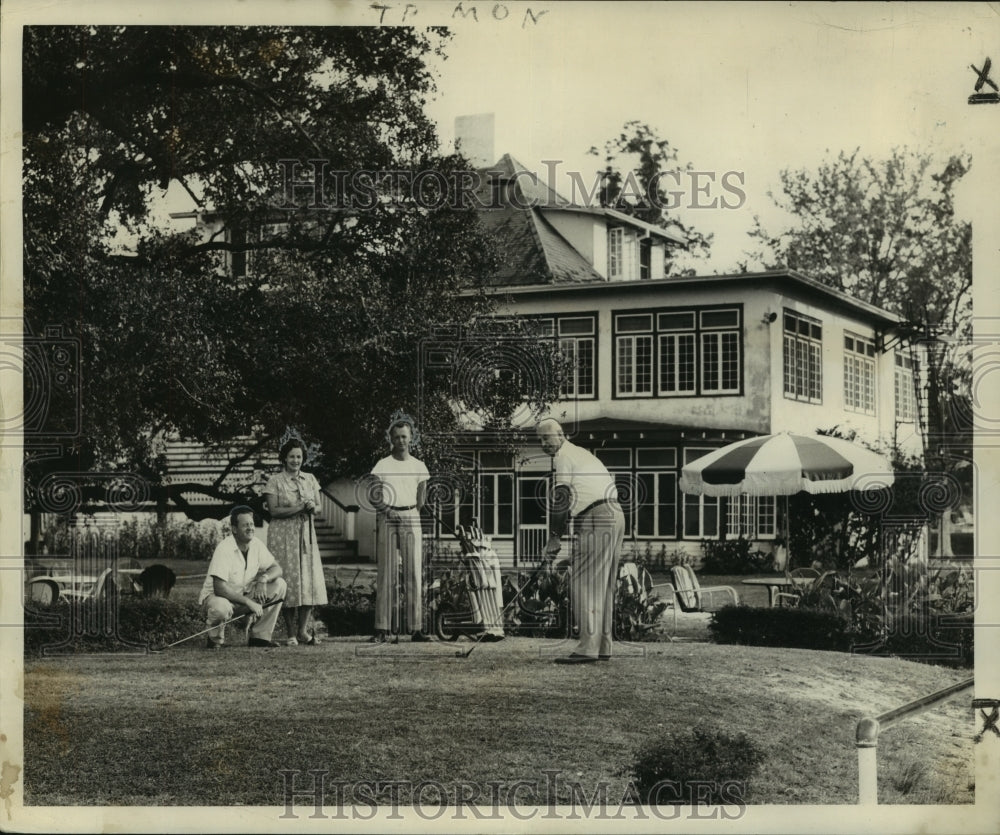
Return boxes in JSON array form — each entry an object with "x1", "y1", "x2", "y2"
[
  {"x1": 314, "y1": 576, "x2": 376, "y2": 636},
  {"x1": 701, "y1": 538, "x2": 774, "y2": 575},
  {"x1": 24, "y1": 597, "x2": 204, "y2": 655},
  {"x1": 42, "y1": 517, "x2": 222, "y2": 562},
  {"x1": 708, "y1": 605, "x2": 852, "y2": 651},
  {"x1": 629, "y1": 726, "x2": 765, "y2": 805}
]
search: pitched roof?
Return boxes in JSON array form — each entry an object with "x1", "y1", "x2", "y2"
[{"x1": 475, "y1": 154, "x2": 684, "y2": 288}]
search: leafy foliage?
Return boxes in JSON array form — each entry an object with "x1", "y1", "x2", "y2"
[
  {"x1": 313, "y1": 575, "x2": 376, "y2": 636},
  {"x1": 700, "y1": 537, "x2": 774, "y2": 575},
  {"x1": 744, "y1": 148, "x2": 973, "y2": 555},
  {"x1": 23, "y1": 26, "x2": 564, "y2": 513},
  {"x1": 588, "y1": 120, "x2": 713, "y2": 275},
  {"x1": 629, "y1": 726, "x2": 765, "y2": 805},
  {"x1": 42, "y1": 517, "x2": 222, "y2": 561},
  {"x1": 708, "y1": 605, "x2": 853, "y2": 652},
  {"x1": 24, "y1": 598, "x2": 204, "y2": 656}
]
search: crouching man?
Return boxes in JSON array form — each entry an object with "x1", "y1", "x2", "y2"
[{"x1": 198, "y1": 505, "x2": 287, "y2": 649}]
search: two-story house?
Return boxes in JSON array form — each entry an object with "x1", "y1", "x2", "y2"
[{"x1": 387, "y1": 151, "x2": 925, "y2": 568}]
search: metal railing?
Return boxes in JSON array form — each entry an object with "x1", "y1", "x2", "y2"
[{"x1": 855, "y1": 676, "x2": 974, "y2": 804}]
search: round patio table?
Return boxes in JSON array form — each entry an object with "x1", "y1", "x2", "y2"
[{"x1": 741, "y1": 576, "x2": 813, "y2": 608}]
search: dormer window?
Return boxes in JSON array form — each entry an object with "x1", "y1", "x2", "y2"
[{"x1": 607, "y1": 226, "x2": 639, "y2": 280}]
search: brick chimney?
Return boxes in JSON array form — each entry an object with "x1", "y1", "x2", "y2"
[{"x1": 454, "y1": 113, "x2": 495, "y2": 169}]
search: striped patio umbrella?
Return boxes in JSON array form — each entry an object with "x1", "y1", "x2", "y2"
[
  {"x1": 679, "y1": 432, "x2": 894, "y2": 497},
  {"x1": 679, "y1": 432, "x2": 894, "y2": 566}
]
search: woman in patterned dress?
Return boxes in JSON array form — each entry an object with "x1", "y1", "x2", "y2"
[{"x1": 264, "y1": 439, "x2": 328, "y2": 645}]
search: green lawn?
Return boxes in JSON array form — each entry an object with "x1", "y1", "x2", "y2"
[{"x1": 23, "y1": 633, "x2": 973, "y2": 807}]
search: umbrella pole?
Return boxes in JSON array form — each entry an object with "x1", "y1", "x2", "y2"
[{"x1": 785, "y1": 495, "x2": 791, "y2": 570}]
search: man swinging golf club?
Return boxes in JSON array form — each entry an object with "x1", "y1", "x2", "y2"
[
  {"x1": 198, "y1": 505, "x2": 287, "y2": 649},
  {"x1": 536, "y1": 418, "x2": 625, "y2": 664}
]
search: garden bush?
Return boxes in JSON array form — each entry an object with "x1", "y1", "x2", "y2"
[
  {"x1": 42, "y1": 516, "x2": 222, "y2": 562},
  {"x1": 700, "y1": 538, "x2": 774, "y2": 575},
  {"x1": 628, "y1": 726, "x2": 765, "y2": 805},
  {"x1": 708, "y1": 604, "x2": 973, "y2": 667},
  {"x1": 708, "y1": 605, "x2": 853, "y2": 651},
  {"x1": 314, "y1": 577, "x2": 376, "y2": 636},
  {"x1": 24, "y1": 597, "x2": 204, "y2": 656}
]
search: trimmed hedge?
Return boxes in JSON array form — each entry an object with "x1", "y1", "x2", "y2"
[
  {"x1": 708, "y1": 605, "x2": 974, "y2": 667},
  {"x1": 708, "y1": 605, "x2": 852, "y2": 651},
  {"x1": 24, "y1": 597, "x2": 204, "y2": 655}
]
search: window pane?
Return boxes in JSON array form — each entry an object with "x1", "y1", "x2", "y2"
[
  {"x1": 721, "y1": 331, "x2": 739, "y2": 390},
  {"x1": 703, "y1": 497, "x2": 718, "y2": 537},
  {"x1": 637, "y1": 473, "x2": 655, "y2": 536},
  {"x1": 559, "y1": 317, "x2": 595, "y2": 336},
  {"x1": 701, "y1": 309, "x2": 739, "y2": 329},
  {"x1": 637, "y1": 448, "x2": 677, "y2": 468},
  {"x1": 617, "y1": 314, "x2": 653, "y2": 333},
  {"x1": 658, "y1": 311, "x2": 696, "y2": 331},
  {"x1": 595, "y1": 449, "x2": 631, "y2": 468},
  {"x1": 702, "y1": 333, "x2": 719, "y2": 390},
  {"x1": 480, "y1": 452, "x2": 510, "y2": 469},
  {"x1": 658, "y1": 473, "x2": 677, "y2": 536},
  {"x1": 635, "y1": 336, "x2": 653, "y2": 393}
]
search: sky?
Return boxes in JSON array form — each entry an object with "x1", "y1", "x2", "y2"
[{"x1": 418, "y1": 1, "x2": 999, "y2": 273}]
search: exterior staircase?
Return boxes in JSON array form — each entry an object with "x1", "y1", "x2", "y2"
[{"x1": 316, "y1": 486, "x2": 362, "y2": 564}]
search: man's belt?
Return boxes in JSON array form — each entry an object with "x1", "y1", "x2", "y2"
[
  {"x1": 575, "y1": 498, "x2": 618, "y2": 518},
  {"x1": 387, "y1": 505, "x2": 417, "y2": 511}
]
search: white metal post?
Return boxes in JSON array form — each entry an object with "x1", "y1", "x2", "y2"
[{"x1": 856, "y1": 717, "x2": 880, "y2": 805}]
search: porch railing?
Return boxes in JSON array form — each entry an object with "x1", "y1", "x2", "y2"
[
  {"x1": 855, "y1": 676, "x2": 974, "y2": 804},
  {"x1": 318, "y1": 487, "x2": 358, "y2": 542}
]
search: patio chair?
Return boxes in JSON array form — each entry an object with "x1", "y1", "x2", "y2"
[{"x1": 670, "y1": 565, "x2": 739, "y2": 613}]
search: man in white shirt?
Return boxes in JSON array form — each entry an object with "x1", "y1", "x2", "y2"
[
  {"x1": 199, "y1": 506, "x2": 287, "y2": 649},
  {"x1": 537, "y1": 418, "x2": 625, "y2": 664},
  {"x1": 368, "y1": 419, "x2": 430, "y2": 642}
]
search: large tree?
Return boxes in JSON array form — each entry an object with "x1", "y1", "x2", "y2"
[
  {"x1": 22, "y1": 26, "x2": 560, "y2": 523},
  {"x1": 744, "y1": 148, "x2": 973, "y2": 555},
  {"x1": 588, "y1": 120, "x2": 713, "y2": 275}
]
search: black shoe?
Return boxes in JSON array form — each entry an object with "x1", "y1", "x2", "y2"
[
  {"x1": 206, "y1": 637, "x2": 224, "y2": 650},
  {"x1": 411, "y1": 631, "x2": 431, "y2": 642},
  {"x1": 369, "y1": 631, "x2": 388, "y2": 644},
  {"x1": 553, "y1": 654, "x2": 597, "y2": 664},
  {"x1": 481, "y1": 633, "x2": 505, "y2": 643},
  {"x1": 248, "y1": 637, "x2": 280, "y2": 648},
  {"x1": 598, "y1": 654, "x2": 611, "y2": 661}
]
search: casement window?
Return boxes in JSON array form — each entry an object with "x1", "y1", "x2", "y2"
[
  {"x1": 477, "y1": 471, "x2": 515, "y2": 537},
  {"x1": 434, "y1": 453, "x2": 513, "y2": 538},
  {"x1": 615, "y1": 314, "x2": 654, "y2": 396},
  {"x1": 615, "y1": 307, "x2": 742, "y2": 398},
  {"x1": 608, "y1": 227, "x2": 624, "y2": 278},
  {"x1": 895, "y1": 352, "x2": 918, "y2": 423},
  {"x1": 783, "y1": 310, "x2": 823, "y2": 403},
  {"x1": 595, "y1": 448, "x2": 678, "y2": 538},
  {"x1": 682, "y1": 448, "x2": 719, "y2": 539},
  {"x1": 699, "y1": 309, "x2": 741, "y2": 394},
  {"x1": 534, "y1": 315, "x2": 598, "y2": 400},
  {"x1": 844, "y1": 333, "x2": 877, "y2": 415},
  {"x1": 608, "y1": 227, "x2": 640, "y2": 279},
  {"x1": 726, "y1": 495, "x2": 777, "y2": 539}
]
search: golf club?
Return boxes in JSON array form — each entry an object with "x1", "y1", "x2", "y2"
[
  {"x1": 454, "y1": 554, "x2": 558, "y2": 659},
  {"x1": 148, "y1": 599, "x2": 281, "y2": 653}
]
